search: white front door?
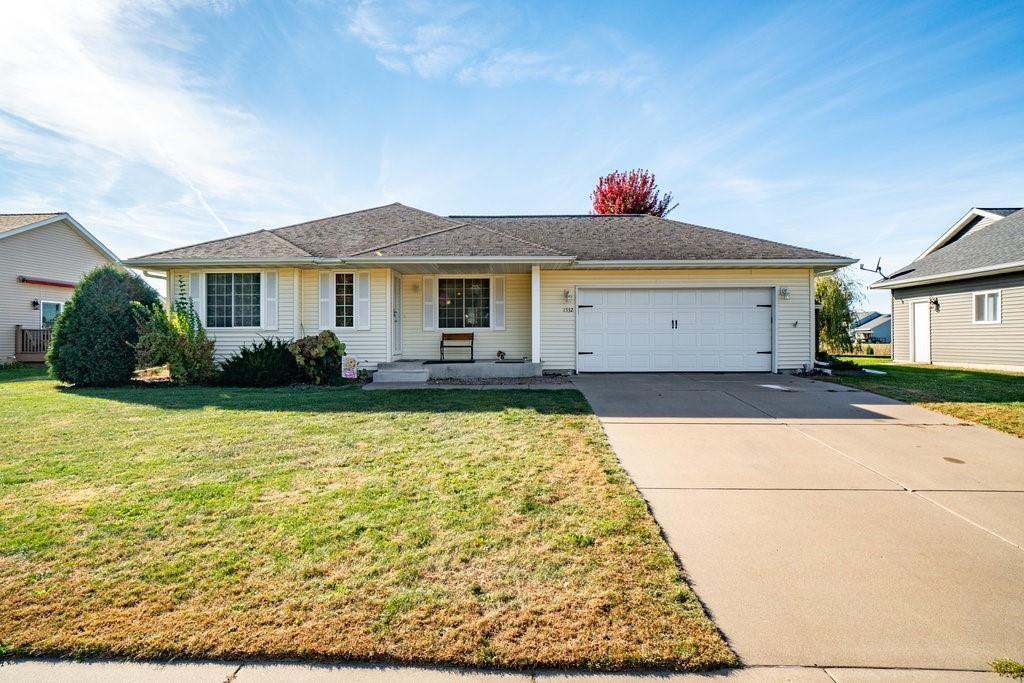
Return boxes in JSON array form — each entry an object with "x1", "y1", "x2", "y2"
[
  {"x1": 911, "y1": 301, "x2": 930, "y2": 363},
  {"x1": 576, "y1": 287, "x2": 773, "y2": 372},
  {"x1": 392, "y1": 274, "x2": 403, "y2": 356}
]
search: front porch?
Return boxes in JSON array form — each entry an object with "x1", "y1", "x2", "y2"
[
  {"x1": 382, "y1": 264, "x2": 545, "y2": 377},
  {"x1": 372, "y1": 359, "x2": 543, "y2": 383},
  {"x1": 14, "y1": 326, "x2": 51, "y2": 363}
]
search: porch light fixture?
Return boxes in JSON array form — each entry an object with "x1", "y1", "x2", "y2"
[
  {"x1": 563, "y1": 289, "x2": 572, "y2": 302},
  {"x1": 31, "y1": 299, "x2": 39, "y2": 310},
  {"x1": 930, "y1": 297, "x2": 940, "y2": 311},
  {"x1": 778, "y1": 287, "x2": 790, "y2": 300}
]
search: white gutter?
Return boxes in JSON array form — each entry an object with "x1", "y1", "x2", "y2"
[
  {"x1": 126, "y1": 255, "x2": 856, "y2": 270},
  {"x1": 342, "y1": 255, "x2": 573, "y2": 264},
  {"x1": 872, "y1": 260, "x2": 1024, "y2": 289},
  {"x1": 572, "y1": 258, "x2": 856, "y2": 268}
]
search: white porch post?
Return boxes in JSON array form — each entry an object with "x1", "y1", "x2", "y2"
[{"x1": 531, "y1": 264, "x2": 541, "y2": 364}]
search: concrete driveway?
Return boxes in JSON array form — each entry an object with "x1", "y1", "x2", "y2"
[{"x1": 572, "y1": 372, "x2": 1024, "y2": 671}]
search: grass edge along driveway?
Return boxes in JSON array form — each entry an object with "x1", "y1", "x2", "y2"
[
  {"x1": 829, "y1": 356, "x2": 1024, "y2": 438},
  {"x1": 0, "y1": 367, "x2": 735, "y2": 671}
]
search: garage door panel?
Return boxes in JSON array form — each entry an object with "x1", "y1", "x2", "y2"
[
  {"x1": 576, "y1": 287, "x2": 773, "y2": 373},
  {"x1": 606, "y1": 290, "x2": 627, "y2": 306}
]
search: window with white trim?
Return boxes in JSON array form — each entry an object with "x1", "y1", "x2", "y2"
[
  {"x1": 206, "y1": 273, "x2": 260, "y2": 328},
  {"x1": 438, "y1": 278, "x2": 490, "y2": 329},
  {"x1": 973, "y1": 291, "x2": 1000, "y2": 324},
  {"x1": 40, "y1": 301, "x2": 62, "y2": 328},
  {"x1": 335, "y1": 273, "x2": 354, "y2": 328}
]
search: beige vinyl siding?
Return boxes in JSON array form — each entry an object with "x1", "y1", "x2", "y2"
[
  {"x1": 168, "y1": 268, "x2": 298, "y2": 361},
  {"x1": 400, "y1": 273, "x2": 531, "y2": 361},
  {"x1": 299, "y1": 268, "x2": 389, "y2": 368},
  {"x1": 891, "y1": 273, "x2": 1024, "y2": 369},
  {"x1": 0, "y1": 220, "x2": 114, "y2": 361},
  {"x1": 538, "y1": 268, "x2": 815, "y2": 371},
  {"x1": 167, "y1": 267, "x2": 388, "y2": 367}
]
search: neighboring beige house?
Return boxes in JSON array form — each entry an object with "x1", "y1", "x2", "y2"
[
  {"x1": 0, "y1": 213, "x2": 119, "y2": 363},
  {"x1": 874, "y1": 207, "x2": 1024, "y2": 371},
  {"x1": 124, "y1": 203, "x2": 854, "y2": 379}
]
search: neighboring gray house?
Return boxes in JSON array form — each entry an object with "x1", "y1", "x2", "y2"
[
  {"x1": 873, "y1": 207, "x2": 1023, "y2": 371},
  {"x1": 0, "y1": 213, "x2": 120, "y2": 363},
  {"x1": 853, "y1": 313, "x2": 891, "y2": 344}
]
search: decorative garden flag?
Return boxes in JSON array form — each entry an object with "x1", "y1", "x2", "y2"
[{"x1": 342, "y1": 355, "x2": 357, "y2": 380}]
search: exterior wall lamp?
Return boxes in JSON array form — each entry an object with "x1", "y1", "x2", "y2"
[
  {"x1": 930, "y1": 297, "x2": 940, "y2": 311},
  {"x1": 778, "y1": 287, "x2": 790, "y2": 300},
  {"x1": 31, "y1": 299, "x2": 40, "y2": 310}
]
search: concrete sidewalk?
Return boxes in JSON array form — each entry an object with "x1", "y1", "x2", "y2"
[
  {"x1": 0, "y1": 659, "x2": 1003, "y2": 681},
  {"x1": 571, "y1": 372, "x2": 1024, "y2": 671}
]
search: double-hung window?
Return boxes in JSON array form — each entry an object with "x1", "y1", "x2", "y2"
[
  {"x1": 438, "y1": 278, "x2": 490, "y2": 329},
  {"x1": 973, "y1": 290, "x2": 1000, "y2": 324},
  {"x1": 206, "y1": 273, "x2": 261, "y2": 328},
  {"x1": 335, "y1": 273, "x2": 354, "y2": 328}
]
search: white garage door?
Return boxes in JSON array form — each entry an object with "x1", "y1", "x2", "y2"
[{"x1": 576, "y1": 287, "x2": 773, "y2": 372}]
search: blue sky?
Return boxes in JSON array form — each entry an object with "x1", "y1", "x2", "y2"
[{"x1": 2, "y1": 1, "x2": 1022, "y2": 311}]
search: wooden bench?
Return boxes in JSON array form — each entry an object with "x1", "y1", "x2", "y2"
[{"x1": 440, "y1": 332, "x2": 474, "y2": 361}]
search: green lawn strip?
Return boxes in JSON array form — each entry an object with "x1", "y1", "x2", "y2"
[
  {"x1": 0, "y1": 367, "x2": 734, "y2": 670},
  {"x1": 826, "y1": 357, "x2": 1024, "y2": 438}
]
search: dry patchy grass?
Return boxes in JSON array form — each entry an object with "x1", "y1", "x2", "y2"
[
  {"x1": 0, "y1": 368, "x2": 734, "y2": 670},
  {"x1": 828, "y1": 357, "x2": 1024, "y2": 437}
]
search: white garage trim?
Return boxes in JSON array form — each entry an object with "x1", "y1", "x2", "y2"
[{"x1": 574, "y1": 284, "x2": 777, "y2": 373}]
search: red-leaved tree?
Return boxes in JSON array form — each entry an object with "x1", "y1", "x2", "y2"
[{"x1": 591, "y1": 169, "x2": 677, "y2": 217}]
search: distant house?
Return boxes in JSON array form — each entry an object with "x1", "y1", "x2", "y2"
[
  {"x1": 853, "y1": 313, "x2": 891, "y2": 344},
  {"x1": 873, "y1": 207, "x2": 1023, "y2": 371},
  {"x1": 851, "y1": 310, "x2": 882, "y2": 328},
  {"x1": 0, "y1": 213, "x2": 119, "y2": 363}
]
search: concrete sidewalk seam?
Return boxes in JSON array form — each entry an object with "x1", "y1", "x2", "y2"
[
  {"x1": 913, "y1": 490, "x2": 1024, "y2": 552},
  {"x1": 789, "y1": 424, "x2": 909, "y2": 491}
]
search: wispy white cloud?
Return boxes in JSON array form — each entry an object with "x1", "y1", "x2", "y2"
[
  {"x1": 0, "y1": 0, "x2": 313, "y2": 250},
  {"x1": 344, "y1": 0, "x2": 652, "y2": 87}
]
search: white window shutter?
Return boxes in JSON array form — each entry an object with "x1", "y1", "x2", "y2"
[
  {"x1": 319, "y1": 272, "x2": 332, "y2": 329},
  {"x1": 491, "y1": 276, "x2": 505, "y2": 330},
  {"x1": 188, "y1": 272, "x2": 205, "y2": 325},
  {"x1": 263, "y1": 271, "x2": 278, "y2": 330},
  {"x1": 356, "y1": 272, "x2": 371, "y2": 331},
  {"x1": 422, "y1": 276, "x2": 437, "y2": 331}
]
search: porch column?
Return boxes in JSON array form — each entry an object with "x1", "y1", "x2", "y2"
[{"x1": 531, "y1": 265, "x2": 541, "y2": 364}]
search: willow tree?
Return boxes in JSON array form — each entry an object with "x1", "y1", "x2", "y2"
[{"x1": 815, "y1": 269, "x2": 863, "y2": 354}]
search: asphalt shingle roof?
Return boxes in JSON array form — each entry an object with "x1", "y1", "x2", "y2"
[
  {"x1": 882, "y1": 208, "x2": 1024, "y2": 286},
  {"x1": 0, "y1": 213, "x2": 62, "y2": 234},
  {"x1": 132, "y1": 203, "x2": 847, "y2": 263},
  {"x1": 854, "y1": 314, "x2": 891, "y2": 333},
  {"x1": 454, "y1": 214, "x2": 842, "y2": 261}
]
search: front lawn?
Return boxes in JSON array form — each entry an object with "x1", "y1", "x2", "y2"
[
  {"x1": 828, "y1": 357, "x2": 1024, "y2": 438},
  {"x1": 0, "y1": 368, "x2": 733, "y2": 670}
]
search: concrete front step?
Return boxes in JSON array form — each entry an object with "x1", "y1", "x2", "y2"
[{"x1": 372, "y1": 369, "x2": 430, "y2": 383}]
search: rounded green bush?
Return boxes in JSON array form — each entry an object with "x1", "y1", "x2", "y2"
[{"x1": 46, "y1": 265, "x2": 160, "y2": 386}]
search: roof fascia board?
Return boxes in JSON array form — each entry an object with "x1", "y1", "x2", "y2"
[
  {"x1": 343, "y1": 255, "x2": 573, "y2": 264},
  {"x1": 572, "y1": 258, "x2": 856, "y2": 268},
  {"x1": 872, "y1": 260, "x2": 1024, "y2": 289},
  {"x1": 127, "y1": 256, "x2": 855, "y2": 269},
  {"x1": 916, "y1": 208, "x2": 1007, "y2": 260},
  {"x1": 124, "y1": 255, "x2": 575, "y2": 268}
]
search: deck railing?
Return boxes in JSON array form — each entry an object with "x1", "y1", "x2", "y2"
[{"x1": 14, "y1": 326, "x2": 52, "y2": 362}]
